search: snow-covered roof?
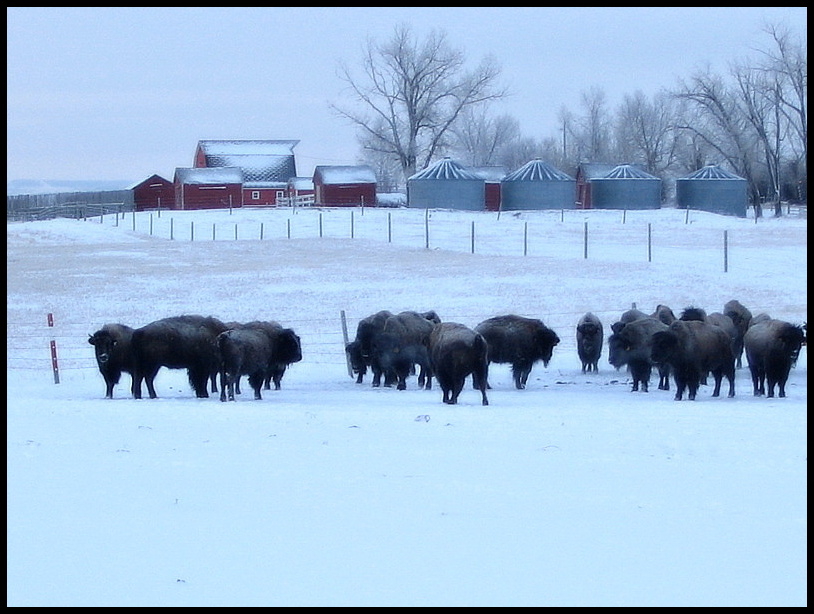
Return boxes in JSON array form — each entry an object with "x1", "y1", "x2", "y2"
[
  {"x1": 503, "y1": 159, "x2": 574, "y2": 182},
  {"x1": 288, "y1": 176, "x2": 314, "y2": 190},
  {"x1": 682, "y1": 165, "x2": 745, "y2": 180},
  {"x1": 602, "y1": 164, "x2": 658, "y2": 179},
  {"x1": 197, "y1": 140, "x2": 299, "y2": 156},
  {"x1": 314, "y1": 165, "x2": 377, "y2": 184},
  {"x1": 409, "y1": 158, "x2": 482, "y2": 181},
  {"x1": 175, "y1": 167, "x2": 243, "y2": 185},
  {"x1": 205, "y1": 153, "x2": 295, "y2": 184}
]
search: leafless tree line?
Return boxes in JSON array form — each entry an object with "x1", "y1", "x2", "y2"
[{"x1": 333, "y1": 23, "x2": 806, "y2": 215}]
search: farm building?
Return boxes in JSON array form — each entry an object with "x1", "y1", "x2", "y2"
[
  {"x1": 174, "y1": 167, "x2": 243, "y2": 210},
  {"x1": 132, "y1": 174, "x2": 175, "y2": 211},
  {"x1": 578, "y1": 163, "x2": 662, "y2": 210},
  {"x1": 286, "y1": 176, "x2": 315, "y2": 207},
  {"x1": 407, "y1": 158, "x2": 485, "y2": 210},
  {"x1": 500, "y1": 159, "x2": 575, "y2": 210},
  {"x1": 575, "y1": 163, "x2": 616, "y2": 209},
  {"x1": 675, "y1": 165, "x2": 748, "y2": 217},
  {"x1": 194, "y1": 140, "x2": 299, "y2": 207},
  {"x1": 470, "y1": 167, "x2": 507, "y2": 211},
  {"x1": 312, "y1": 165, "x2": 377, "y2": 207}
]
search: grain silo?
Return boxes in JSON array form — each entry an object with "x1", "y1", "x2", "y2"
[
  {"x1": 407, "y1": 158, "x2": 485, "y2": 210},
  {"x1": 500, "y1": 158, "x2": 575, "y2": 210},
  {"x1": 675, "y1": 165, "x2": 747, "y2": 217},
  {"x1": 589, "y1": 164, "x2": 662, "y2": 210}
]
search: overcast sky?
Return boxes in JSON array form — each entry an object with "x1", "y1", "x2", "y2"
[{"x1": 6, "y1": 7, "x2": 807, "y2": 184}]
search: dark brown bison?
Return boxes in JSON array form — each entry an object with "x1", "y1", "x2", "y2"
[
  {"x1": 607, "y1": 317, "x2": 670, "y2": 392},
  {"x1": 610, "y1": 308, "x2": 648, "y2": 334},
  {"x1": 225, "y1": 321, "x2": 303, "y2": 394},
  {"x1": 131, "y1": 315, "x2": 227, "y2": 399},
  {"x1": 88, "y1": 323, "x2": 136, "y2": 398},
  {"x1": 743, "y1": 319, "x2": 805, "y2": 398},
  {"x1": 474, "y1": 315, "x2": 560, "y2": 389},
  {"x1": 429, "y1": 322, "x2": 489, "y2": 405},
  {"x1": 650, "y1": 319, "x2": 736, "y2": 401},
  {"x1": 217, "y1": 327, "x2": 275, "y2": 401},
  {"x1": 345, "y1": 310, "x2": 393, "y2": 385},
  {"x1": 576, "y1": 312, "x2": 603, "y2": 373},
  {"x1": 651, "y1": 304, "x2": 677, "y2": 325},
  {"x1": 723, "y1": 300, "x2": 753, "y2": 368},
  {"x1": 370, "y1": 311, "x2": 436, "y2": 390}
]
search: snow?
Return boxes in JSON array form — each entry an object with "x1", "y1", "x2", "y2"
[{"x1": 7, "y1": 206, "x2": 807, "y2": 606}]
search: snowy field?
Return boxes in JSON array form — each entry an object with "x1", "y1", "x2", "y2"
[{"x1": 7, "y1": 206, "x2": 807, "y2": 606}]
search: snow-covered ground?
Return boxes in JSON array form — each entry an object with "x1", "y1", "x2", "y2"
[{"x1": 7, "y1": 206, "x2": 807, "y2": 606}]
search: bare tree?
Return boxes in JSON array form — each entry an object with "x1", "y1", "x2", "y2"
[
  {"x1": 614, "y1": 90, "x2": 679, "y2": 175},
  {"x1": 449, "y1": 106, "x2": 519, "y2": 167},
  {"x1": 332, "y1": 24, "x2": 507, "y2": 184}
]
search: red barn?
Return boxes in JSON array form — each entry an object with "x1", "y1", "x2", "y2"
[
  {"x1": 174, "y1": 167, "x2": 243, "y2": 210},
  {"x1": 194, "y1": 139, "x2": 299, "y2": 207},
  {"x1": 132, "y1": 174, "x2": 176, "y2": 211},
  {"x1": 313, "y1": 165, "x2": 377, "y2": 207}
]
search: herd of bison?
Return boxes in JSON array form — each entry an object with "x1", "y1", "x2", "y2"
[{"x1": 88, "y1": 300, "x2": 806, "y2": 405}]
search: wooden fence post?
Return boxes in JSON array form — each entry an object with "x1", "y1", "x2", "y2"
[{"x1": 340, "y1": 310, "x2": 353, "y2": 378}]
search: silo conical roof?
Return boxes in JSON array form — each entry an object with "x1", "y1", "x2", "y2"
[
  {"x1": 409, "y1": 158, "x2": 481, "y2": 180},
  {"x1": 503, "y1": 159, "x2": 574, "y2": 182},
  {"x1": 603, "y1": 164, "x2": 658, "y2": 179},
  {"x1": 684, "y1": 165, "x2": 744, "y2": 180}
]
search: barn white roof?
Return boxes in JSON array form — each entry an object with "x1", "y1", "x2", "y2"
[
  {"x1": 175, "y1": 167, "x2": 243, "y2": 185},
  {"x1": 197, "y1": 140, "x2": 299, "y2": 155},
  {"x1": 314, "y1": 165, "x2": 376, "y2": 184}
]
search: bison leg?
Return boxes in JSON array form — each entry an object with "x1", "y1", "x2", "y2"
[
  {"x1": 248, "y1": 372, "x2": 264, "y2": 400},
  {"x1": 711, "y1": 370, "x2": 723, "y2": 397}
]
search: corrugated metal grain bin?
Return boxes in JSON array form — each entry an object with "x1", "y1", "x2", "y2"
[
  {"x1": 407, "y1": 158, "x2": 484, "y2": 210},
  {"x1": 675, "y1": 165, "x2": 747, "y2": 217},
  {"x1": 589, "y1": 164, "x2": 662, "y2": 210},
  {"x1": 500, "y1": 158, "x2": 575, "y2": 210}
]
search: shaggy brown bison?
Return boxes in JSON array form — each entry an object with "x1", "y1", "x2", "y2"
[
  {"x1": 371, "y1": 311, "x2": 436, "y2": 390},
  {"x1": 607, "y1": 317, "x2": 670, "y2": 392},
  {"x1": 88, "y1": 323, "x2": 136, "y2": 398},
  {"x1": 429, "y1": 322, "x2": 489, "y2": 405},
  {"x1": 225, "y1": 321, "x2": 303, "y2": 394},
  {"x1": 610, "y1": 308, "x2": 649, "y2": 334},
  {"x1": 217, "y1": 327, "x2": 275, "y2": 401},
  {"x1": 651, "y1": 304, "x2": 677, "y2": 325},
  {"x1": 474, "y1": 315, "x2": 559, "y2": 389},
  {"x1": 345, "y1": 310, "x2": 393, "y2": 385},
  {"x1": 650, "y1": 319, "x2": 736, "y2": 401},
  {"x1": 743, "y1": 319, "x2": 805, "y2": 398},
  {"x1": 576, "y1": 312, "x2": 603, "y2": 373},
  {"x1": 131, "y1": 315, "x2": 228, "y2": 399},
  {"x1": 723, "y1": 299, "x2": 753, "y2": 368}
]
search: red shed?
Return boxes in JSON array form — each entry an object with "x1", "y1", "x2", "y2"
[
  {"x1": 174, "y1": 167, "x2": 243, "y2": 210},
  {"x1": 313, "y1": 165, "x2": 377, "y2": 207},
  {"x1": 132, "y1": 174, "x2": 176, "y2": 211},
  {"x1": 470, "y1": 166, "x2": 506, "y2": 211},
  {"x1": 575, "y1": 163, "x2": 615, "y2": 209}
]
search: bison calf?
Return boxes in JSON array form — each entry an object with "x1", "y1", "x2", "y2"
[
  {"x1": 475, "y1": 314, "x2": 559, "y2": 389},
  {"x1": 88, "y1": 323, "x2": 136, "y2": 398},
  {"x1": 743, "y1": 319, "x2": 805, "y2": 398},
  {"x1": 429, "y1": 322, "x2": 489, "y2": 405}
]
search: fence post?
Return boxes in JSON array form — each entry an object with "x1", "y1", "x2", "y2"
[
  {"x1": 388, "y1": 212, "x2": 392, "y2": 243},
  {"x1": 351, "y1": 211, "x2": 355, "y2": 239},
  {"x1": 524, "y1": 221, "x2": 528, "y2": 256},
  {"x1": 190, "y1": 221, "x2": 194, "y2": 241},
  {"x1": 647, "y1": 223, "x2": 652, "y2": 262},
  {"x1": 723, "y1": 230, "x2": 728, "y2": 272},
  {"x1": 150, "y1": 214, "x2": 153, "y2": 236},
  {"x1": 583, "y1": 221, "x2": 588, "y2": 259},
  {"x1": 470, "y1": 220, "x2": 475, "y2": 254},
  {"x1": 260, "y1": 222, "x2": 264, "y2": 240},
  {"x1": 213, "y1": 223, "x2": 216, "y2": 241},
  {"x1": 319, "y1": 213, "x2": 323, "y2": 238},
  {"x1": 287, "y1": 218, "x2": 291, "y2": 239},
  {"x1": 234, "y1": 223, "x2": 238, "y2": 241},
  {"x1": 340, "y1": 310, "x2": 353, "y2": 378},
  {"x1": 425, "y1": 208, "x2": 429, "y2": 249},
  {"x1": 47, "y1": 313, "x2": 59, "y2": 384}
]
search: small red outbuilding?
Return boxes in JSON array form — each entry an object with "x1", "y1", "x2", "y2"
[
  {"x1": 174, "y1": 167, "x2": 244, "y2": 210},
  {"x1": 313, "y1": 165, "x2": 377, "y2": 207},
  {"x1": 132, "y1": 174, "x2": 176, "y2": 211}
]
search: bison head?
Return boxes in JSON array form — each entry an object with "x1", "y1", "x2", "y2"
[
  {"x1": 88, "y1": 331, "x2": 116, "y2": 365},
  {"x1": 535, "y1": 327, "x2": 560, "y2": 367}
]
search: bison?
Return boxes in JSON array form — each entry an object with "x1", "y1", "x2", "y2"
[
  {"x1": 723, "y1": 300, "x2": 753, "y2": 368},
  {"x1": 345, "y1": 310, "x2": 393, "y2": 385},
  {"x1": 610, "y1": 308, "x2": 648, "y2": 334},
  {"x1": 607, "y1": 317, "x2": 670, "y2": 392},
  {"x1": 650, "y1": 319, "x2": 736, "y2": 401},
  {"x1": 743, "y1": 319, "x2": 805, "y2": 398},
  {"x1": 88, "y1": 323, "x2": 136, "y2": 398},
  {"x1": 474, "y1": 314, "x2": 559, "y2": 389},
  {"x1": 576, "y1": 312, "x2": 603, "y2": 373},
  {"x1": 429, "y1": 322, "x2": 489, "y2": 405},
  {"x1": 217, "y1": 327, "x2": 275, "y2": 401},
  {"x1": 651, "y1": 304, "x2": 677, "y2": 325},
  {"x1": 131, "y1": 314, "x2": 227, "y2": 399},
  {"x1": 225, "y1": 321, "x2": 303, "y2": 394},
  {"x1": 370, "y1": 311, "x2": 436, "y2": 390}
]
